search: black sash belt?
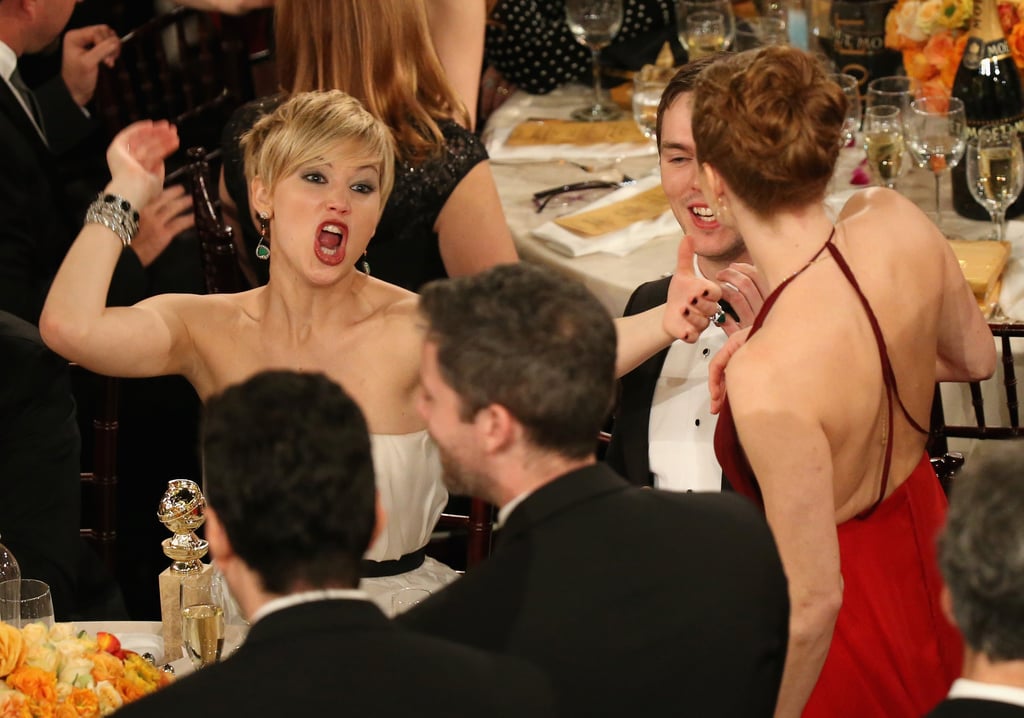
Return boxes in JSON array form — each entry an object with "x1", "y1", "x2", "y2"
[{"x1": 361, "y1": 548, "x2": 426, "y2": 578}]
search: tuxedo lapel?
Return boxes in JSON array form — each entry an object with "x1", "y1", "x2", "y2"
[{"x1": 0, "y1": 80, "x2": 51, "y2": 166}]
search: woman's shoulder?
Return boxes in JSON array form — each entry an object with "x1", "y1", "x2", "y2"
[{"x1": 435, "y1": 119, "x2": 489, "y2": 166}]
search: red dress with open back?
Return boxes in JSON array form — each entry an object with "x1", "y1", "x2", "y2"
[{"x1": 713, "y1": 234, "x2": 961, "y2": 717}]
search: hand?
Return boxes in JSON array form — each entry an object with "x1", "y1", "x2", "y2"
[
  {"x1": 664, "y1": 234, "x2": 722, "y2": 343},
  {"x1": 479, "y1": 66, "x2": 516, "y2": 126},
  {"x1": 715, "y1": 262, "x2": 768, "y2": 336},
  {"x1": 709, "y1": 327, "x2": 750, "y2": 415},
  {"x1": 61, "y1": 25, "x2": 120, "y2": 107},
  {"x1": 105, "y1": 120, "x2": 180, "y2": 210},
  {"x1": 132, "y1": 185, "x2": 194, "y2": 267}
]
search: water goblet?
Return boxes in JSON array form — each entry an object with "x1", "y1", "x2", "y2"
[
  {"x1": 0, "y1": 579, "x2": 53, "y2": 628},
  {"x1": 677, "y1": 0, "x2": 736, "y2": 53},
  {"x1": 685, "y1": 11, "x2": 728, "y2": 59},
  {"x1": 632, "y1": 75, "x2": 667, "y2": 141},
  {"x1": 966, "y1": 129, "x2": 1024, "y2": 241},
  {"x1": 830, "y1": 72, "x2": 861, "y2": 147},
  {"x1": 862, "y1": 105, "x2": 906, "y2": 189},
  {"x1": 904, "y1": 95, "x2": 967, "y2": 231},
  {"x1": 565, "y1": 0, "x2": 624, "y2": 122},
  {"x1": 865, "y1": 75, "x2": 919, "y2": 119}
]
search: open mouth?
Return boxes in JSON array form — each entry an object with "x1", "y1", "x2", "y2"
[
  {"x1": 315, "y1": 223, "x2": 347, "y2": 265},
  {"x1": 688, "y1": 204, "x2": 719, "y2": 231}
]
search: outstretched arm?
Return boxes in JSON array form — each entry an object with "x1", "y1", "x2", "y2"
[{"x1": 40, "y1": 121, "x2": 193, "y2": 378}]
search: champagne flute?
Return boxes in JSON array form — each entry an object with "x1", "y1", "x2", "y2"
[
  {"x1": 677, "y1": 0, "x2": 736, "y2": 52},
  {"x1": 565, "y1": 0, "x2": 624, "y2": 122},
  {"x1": 830, "y1": 73, "x2": 861, "y2": 147},
  {"x1": 966, "y1": 129, "x2": 1024, "y2": 241},
  {"x1": 904, "y1": 96, "x2": 967, "y2": 231},
  {"x1": 182, "y1": 589, "x2": 226, "y2": 670},
  {"x1": 862, "y1": 105, "x2": 906, "y2": 189}
]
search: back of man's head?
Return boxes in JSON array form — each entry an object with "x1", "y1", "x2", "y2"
[
  {"x1": 202, "y1": 370, "x2": 376, "y2": 593},
  {"x1": 419, "y1": 263, "x2": 616, "y2": 460},
  {"x1": 939, "y1": 443, "x2": 1024, "y2": 662}
]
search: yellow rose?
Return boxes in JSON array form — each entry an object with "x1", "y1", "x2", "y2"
[
  {"x1": 0, "y1": 625, "x2": 23, "y2": 678},
  {"x1": 916, "y1": 0, "x2": 946, "y2": 34},
  {"x1": 937, "y1": 0, "x2": 971, "y2": 29},
  {"x1": 23, "y1": 642, "x2": 58, "y2": 675}
]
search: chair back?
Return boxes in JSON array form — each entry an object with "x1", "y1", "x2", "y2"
[
  {"x1": 94, "y1": 7, "x2": 255, "y2": 172},
  {"x1": 432, "y1": 499, "x2": 494, "y2": 570},
  {"x1": 183, "y1": 147, "x2": 248, "y2": 294},
  {"x1": 74, "y1": 370, "x2": 120, "y2": 575}
]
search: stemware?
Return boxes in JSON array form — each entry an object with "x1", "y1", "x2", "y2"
[
  {"x1": 862, "y1": 105, "x2": 906, "y2": 189},
  {"x1": 830, "y1": 73, "x2": 861, "y2": 147},
  {"x1": 0, "y1": 579, "x2": 53, "y2": 628},
  {"x1": 565, "y1": 0, "x2": 624, "y2": 122},
  {"x1": 685, "y1": 11, "x2": 728, "y2": 58},
  {"x1": 677, "y1": 0, "x2": 736, "y2": 53},
  {"x1": 632, "y1": 74, "x2": 668, "y2": 141},
  {"x1": 904, "y1": 96, "x2": 967, "y2": 231},
  {"x1": 734, "y1": 16, "x2": 788, "y2": 50},
  {"x1": 865, "y1": 75, "x2": 919, "y2": 118},
  {"x1": 181, "y1": 583, "x2": 227, "y2": 670},
  {"x1": 966, "y1": 129, "x2": 1024, "y2": 241}
]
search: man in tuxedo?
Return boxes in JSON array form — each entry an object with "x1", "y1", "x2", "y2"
[
  {"x1": 0, "y1": 0, "x2": 192, "y2": 324},
  {"x1": 605, "y1": 56, "x2": 764, "y2": 491},
  {"x1": 116, "y1": 370, "x2": 555, "y2": 718},
  {"x1": 927, "y1": 444, "x2": 1024, "y2": 717},
  {"x1": 401, "y1": 263, "x2": 789, "y2": 717}
]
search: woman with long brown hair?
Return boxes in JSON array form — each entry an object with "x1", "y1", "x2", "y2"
[{"x1": 220, "y1": 0, "x2": 516, "y2": 290}]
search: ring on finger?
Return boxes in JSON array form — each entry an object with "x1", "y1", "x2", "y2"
[{"x1": 712, "y1": 305, "x2": 728, "y2": 326}]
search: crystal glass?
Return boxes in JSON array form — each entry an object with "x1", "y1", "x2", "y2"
[
  {"x1": 0, "y1": 579, "x2": 53, "y2": 628},
  {"x1": 632, "y1": 75, "x2": 668, "y2": 141},
  {"x1": 685, "y1": 11, "x2": 728, "y2": 58},
  {"x1": 677, "y1": 0, "x2": 736, "y2": 52},
  {"x1": 0, "y1": 539, "x2": 20, "y2": 625},
  {"x1": 966, "y1": 129, "x2": 1024, "y2": 241},
  {"x1": 735, "y1": 16, "x2": 789, "y2": 50},
  {"x1": 865, "y1": 75, "x2": 919, "y2": 119},
  {"x1": 565, "y1": 0, "x2": 624, "y2": 122},
  {"x1": 862, "y1": 105, "x2": 906, "y2": 189},
  {"x1": 181, "y1": 583, "x2": 227, "y2": 670},
  {"x1": 904, "y1": 96, "x2": 967, "y2": 231},
  {"x1": 830, "y1": 73, "x2": 861, "y2": 146}
]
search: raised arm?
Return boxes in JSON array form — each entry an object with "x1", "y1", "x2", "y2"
[
  {"x1": 935, "y1": 238, "x2": 997, "y2": 382},
  {"x1": 40, "y1": 121, "x2": 194, "y2": 378}
]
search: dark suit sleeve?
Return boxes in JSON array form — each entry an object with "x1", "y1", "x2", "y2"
[{"x1": 34, "y1": 76, "x2": 97, "y2": 155}]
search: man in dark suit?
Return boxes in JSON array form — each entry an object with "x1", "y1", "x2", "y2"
[
  {"x1": 606, "y1": 56, "x2": 764, "y2": 491},
  {"x1": 0, "y1": 0, "x2": 192, "y2": 324},
  {"x1": 926, "y1": 444, "x2": 1024, "y2": 717},
  {"x1": 402, "y1": 263, "x2": 790, "y2": 717},
  {"x1": 116, "y1": 370, "x2": 555, "y2": 718}
]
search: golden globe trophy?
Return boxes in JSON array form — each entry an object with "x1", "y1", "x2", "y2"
[{"x1": 157, "y1": 479, "x2": 213, "y2": 660}]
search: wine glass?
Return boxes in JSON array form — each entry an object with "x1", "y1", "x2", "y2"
[
  {"x1": 862, "y1": 105, "x2": 906, "y2": 189},
  {"x1": 830, "y1": 73, "x2": 861, "y2": 147},
  {"x1": 865, "y1": 75, "x2": 919, "y2": 119},
  {"x1": 0, "y1": 579, "x2": 53, "y2": 628},
  {"x1": 966, "y1": 129, "x2": 1024, "y2": 241},
  {"x1": 685, "y1": 11, "x2": 728, "y2": 59},
  {"x1": 904, "y1": 96, "x2": 967, "y2": 231},
  {"x1": 632, "y1": 74, "x2": 668, "y2": 141},
  {"x1": 565, "y1": 0, "x2": 624, "y2": 122},
  {"x1": 181, "y1": 586, "x2": 226, "y2": 669},
  {"x1": 677, "y1": 0, "x2": 736, "y2": 53}
]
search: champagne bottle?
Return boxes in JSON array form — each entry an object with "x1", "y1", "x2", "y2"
[
  {"x1": 951, "y1": 0, "x2": 1024, "y2": 220},
  {"x1": 827, "y1": 0, "x2": 901, "y2": 87}
]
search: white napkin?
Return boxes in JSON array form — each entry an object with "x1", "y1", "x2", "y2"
[
  {"x1": 117, "y1": 633, "x2": 165, "y2": 664},
  {"x1": 486, "y1": 123, "x2": 657, "y2": 162},
  {"x1": 998, "y1": 222, "x2": 1024, "y2": 320},
  {"x1": 532, "y1": 174, "x2": 679, "y2": 257}
]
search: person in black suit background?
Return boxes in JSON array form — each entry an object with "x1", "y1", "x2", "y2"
[
  {"x1": 605, "y1": 56, "x2": 765, "y2": 492},
  {"x1": 926, "y1": 444, "x2": 1024, "y2": 717},
  {"x1": 401, "y1": 263, "x2": 789, "y2": 717},
  {"x1": 116, "y1": 370, "x2": 556, "y2": 718},
  {"x1": 0, "y1": 310, "x2": 126, "y2": 620}
]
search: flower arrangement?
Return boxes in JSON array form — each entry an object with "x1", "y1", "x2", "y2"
[
  {"x1": 0, "y1": 621, "x2": 172, "y2": 717},
  {"x1": 885, "y1": 0, "x2": 1024, "y2": 94}
]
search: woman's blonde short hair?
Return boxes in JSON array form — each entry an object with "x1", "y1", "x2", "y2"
[{"x1": 241, "y1": 90, "x2": 396, "y2": 214}]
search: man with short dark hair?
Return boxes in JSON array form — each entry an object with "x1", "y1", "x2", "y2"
[
  {"x1": 927, "y1": 444, "x2": 1024, "y2": 717},
  {"x1": 116, "y1": 370, "x2": 556, "y2": 718},
  {"x1": 402, "y1": 263, "x2": 789, "y2": 717}
]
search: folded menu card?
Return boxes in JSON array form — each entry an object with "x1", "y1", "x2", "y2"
[
  {"x1": 505, "y1": 119, "x2": 648, "y2": 147},
  {"x1": 948, "y1": 239, "x2": 1011, "y2": 300},
  {"x1": 532, "y1": 174, "x2": 679, "y2": 257}
]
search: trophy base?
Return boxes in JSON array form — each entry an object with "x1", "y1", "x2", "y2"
[{"x1": 159, "y1": 563, "x2": 213, "y2": 661}]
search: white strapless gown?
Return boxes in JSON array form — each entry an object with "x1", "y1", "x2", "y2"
[{"x1": 361, "y1": 431, "x2": 460, "y2": 614}]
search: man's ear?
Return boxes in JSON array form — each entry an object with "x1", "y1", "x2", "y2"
[
  {"x1": 939, "y1": 584, "x2": 957, "y2": 627},
  {"x1": 475, "y1": 403, "x2": 516, "y2": 454}
]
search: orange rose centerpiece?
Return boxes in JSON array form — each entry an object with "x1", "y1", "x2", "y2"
[{"x1": 0, "y1": 622, "x2": 172, "y2": 717}]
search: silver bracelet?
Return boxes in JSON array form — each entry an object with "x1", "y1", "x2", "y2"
[{"x1": 84, "y1": 193, "x2": 140, "y2": 247}]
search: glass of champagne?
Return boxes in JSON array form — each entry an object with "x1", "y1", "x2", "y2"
[
  {"x1": 182, "y1": 590, "x2": 226, "y2": 670},
  {"x1": 862, "y1": 105, "x2": 906, "y2": 189},
  {"x1": 830, "y1": 73, "x2": 861, "y2": 147},
  {"x1": 966, "y1": 129, "x2": 1024, "y2": 241},
  {"x1": 632, "y1": 75, "x2": 667, "y2": 142},
  {"x1": 685, "y1": 11, "x2": 728, "y2": 59},
  {"x1": 677, "y1": 0, "x2": 736, "y2": 52},
  {"x1": 565, "y1": 0, "x2": 624, "y2": 122},
  {"x1": 904, "y1": 95, "x2": 967, "y2": 231}
]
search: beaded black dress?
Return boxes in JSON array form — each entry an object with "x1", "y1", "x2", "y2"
[{"x1": 221, "y1": 95, "x2": 490, "y2": 291}]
